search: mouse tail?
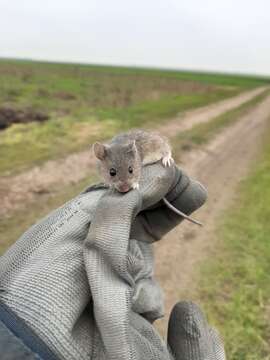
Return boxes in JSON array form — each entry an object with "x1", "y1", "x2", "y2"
[{"x1": 163, "y1": 197, "x2": 203, "y2": 227}]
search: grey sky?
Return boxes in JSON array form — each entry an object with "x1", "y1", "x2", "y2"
[{"x1": 0, "y1": 0, "x2": 269, "y2": 75}]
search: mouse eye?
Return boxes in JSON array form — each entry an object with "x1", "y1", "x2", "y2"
[
  {"x1": 128, "y1": 166, "x2": 133, "y2": 174},
  {"x1": 109, "y1": 168, "x2": 117, "y2": 177}
]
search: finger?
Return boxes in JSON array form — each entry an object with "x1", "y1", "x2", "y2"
[
  {"x1": 167, "y1": 301, "x2": 225, "y2": 360},
  {"x1": 137, "y1": 175, "x2": 207, "y2": 242}
]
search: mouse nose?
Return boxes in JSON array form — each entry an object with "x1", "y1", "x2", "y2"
[{"x1": 118, "y1": 183, "x2": 130, "y2": 193}]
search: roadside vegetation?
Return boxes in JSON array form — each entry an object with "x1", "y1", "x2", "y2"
[
  {"x1": 0, "y1": 59, "x2": 269, "y2": 176},
  {"x1": 198, "y1": 120, "x2": 270, "y2": 359}
]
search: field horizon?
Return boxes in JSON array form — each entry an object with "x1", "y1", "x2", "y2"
[{"x1": 1, "y1": 56, "x2": 270, "y2": 81}]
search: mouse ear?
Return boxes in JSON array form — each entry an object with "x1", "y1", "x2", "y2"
[
  {"x1": 127, "y1": 140, "x2": 137, "y2": 153},
  {"x1": 93, "y1": 142, "x2": 107, "y2": 160}
]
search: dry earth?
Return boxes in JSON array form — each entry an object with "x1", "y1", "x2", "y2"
[
  {"x1": 154, "y1": 93, "x2": 270, "y2": 337},
  {"x1": 0, "y1": 87, "x2": 266, "y2": 218}
]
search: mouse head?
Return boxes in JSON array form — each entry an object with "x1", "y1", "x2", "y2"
[{"x1": 93, "y1": 140, "x2": 141, "y2": 193}]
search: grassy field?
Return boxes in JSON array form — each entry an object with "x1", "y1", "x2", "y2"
[
  {"x1": 198, "y1": 121, "x2": 270, "y2": 359},
  {"x1": 0, "y1": 59, "x2": 269, "y2": 176}
]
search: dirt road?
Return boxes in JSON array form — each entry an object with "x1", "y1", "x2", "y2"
[
  {"x1": 0, "y1": 87, "x2": 266, "y2": 218},
  {"x1": 154, "y1": 93, "x2": 270, "y2": 336}
]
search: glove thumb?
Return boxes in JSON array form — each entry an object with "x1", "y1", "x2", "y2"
[{"x1": 167, "y1": 301, "x2": 226, "y2": 360}]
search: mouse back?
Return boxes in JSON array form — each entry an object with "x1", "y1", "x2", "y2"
[{"x1": 111, "y1": 129, "x2": 172, "y2": 166}]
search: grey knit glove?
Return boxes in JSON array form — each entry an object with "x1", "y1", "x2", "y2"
[
  {"x1": 0, "y1": 163, "x2": 225, "y2": 360},
  {"x1": 83, "y1": 163, "x2": 225, "y2": 360},
  {"x1": 168, "y1": 301, "x2": 226, "y2": 360}
]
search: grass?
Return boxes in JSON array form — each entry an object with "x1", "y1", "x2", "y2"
[
  {"x1": 198, "y1": 120, "x2": 270, "y2": 359},
  {"x1": 3, "y1": 59, "x2": 270, "y2": 88},
  {"x1": 0, "y1": 59, "x2": 245, "y2": 115},
  {"x1": 172, "y1": 89, "x2": 270, "y2": 156},
  {"x1": 0, "y1": 59, "x2": 269, "y2": 176},
  {"x1": 97, "y1": 89, "x2": 233, "y2": 129}
]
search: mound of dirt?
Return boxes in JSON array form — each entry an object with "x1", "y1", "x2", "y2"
[
  {"x1": 0, "y1": 107, "x2": 49, "y2": 130},
  {"x1": 54, "y1": 91, "x2": 76, "y2": 100}
]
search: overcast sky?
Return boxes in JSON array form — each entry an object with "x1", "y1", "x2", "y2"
[{"x1": 0, "y1": 0, "x2": 269, "y2": 75}]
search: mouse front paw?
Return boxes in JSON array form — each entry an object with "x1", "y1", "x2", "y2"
[
  {"x1": 132, "y1": 183, "x2": 140, "y2": 190},
  {"x1": 162, "y1": 154, "x2": 174, "y2": 167}
]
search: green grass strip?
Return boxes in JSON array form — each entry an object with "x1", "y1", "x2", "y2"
[{"x1": 198, "y1": 120, "x2": 270, "y2": 359}]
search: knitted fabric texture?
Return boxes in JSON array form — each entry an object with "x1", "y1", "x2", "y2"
[
  {"x1": 0, "y1": 163, "x2": 224, "y2": 360},
  {"x1": 168, "y1": 302, "x2": 226, "y2": 360}
]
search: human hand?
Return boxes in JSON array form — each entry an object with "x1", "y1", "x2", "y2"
[
  {"x1": 0, "y1": 162, "x2": 224, "y2": 360},
  {"x1": 168, "y1": 301, "x2": 226, "y2": 360}
]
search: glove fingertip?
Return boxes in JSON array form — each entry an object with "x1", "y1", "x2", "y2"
[{"x1": 167, "y1": 301, "x2": 223, "y2": 360}]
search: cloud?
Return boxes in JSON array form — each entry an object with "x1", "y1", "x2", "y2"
[{"x1": 0, "y1": 0, "x2": 269, "y2": 75}]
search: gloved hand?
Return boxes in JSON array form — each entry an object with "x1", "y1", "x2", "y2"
[{"x1": 0, "y1": 162, "x2": 225, "y2": 360}]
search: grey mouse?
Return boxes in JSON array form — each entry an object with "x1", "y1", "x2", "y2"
[{"x1": 93, "y1": 129, "x2": 202, "y2": 226}]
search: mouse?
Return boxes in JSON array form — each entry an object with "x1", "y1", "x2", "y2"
[{"x1": 92, "y1": 129, "x2": 202, "y2": 226}]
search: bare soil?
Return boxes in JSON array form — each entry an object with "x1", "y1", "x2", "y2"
[
  {"x1": 0, "y1": 87, "x2": 265, "y2": 218},
  {"x1": 154, "y1": 93, "x2": 270, "y2": 337},
  {"x1": 0, "y1": 106, "x2": 49, "y2": 130}
]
